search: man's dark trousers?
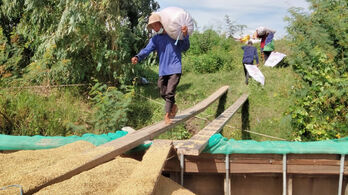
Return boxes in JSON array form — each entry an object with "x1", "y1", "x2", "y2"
[{"x1": 158, "y1": 74, "x2": 181, "y2": 113}]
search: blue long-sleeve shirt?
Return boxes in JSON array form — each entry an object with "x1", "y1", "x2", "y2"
[
  {"x1": 242, "y1": 45, "x2": 259, "y2": 64},
  {"x1": 136, "y1": 34, "x2": 190, "y2": 76}
]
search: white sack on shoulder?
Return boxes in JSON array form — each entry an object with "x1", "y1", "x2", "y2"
[
  {"x1": 264, "y1": 52, "x2": 287, "y2": 67},
  {"x1": 244, "y1": 64, "x2": 265, "y2": 86},
  {"x1": 158, "y1": 7, "x2": 194, "y2": 40}
]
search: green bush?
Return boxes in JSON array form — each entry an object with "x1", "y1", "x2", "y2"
[
  {"x1": 286, "y1": 0, "x2": 348, "y2": 141},
  {"x1": 191, "y1": 50, "x2": 225, "y2": 73},
  {"x1": 188, "y1": 30, "x2": 221, "y2": 55},
  {"x1": 0, "y1": 27, "x2": 9, "y2": 68},
  {"x1": 90, "y1": 82, "x2": 133, "y2": 133},
  {"x1": 0, "y1": 88, "x2": 91, "y2": 136},
  {"x1": 183, "y1": 29, "x2": 240, "y2": 73},
  {"x1": 0, "y1": 0, "x2": 158, "y2": 85},
  {"x1": 0, "y1": 0, "x2": 159, "y2": 136}
]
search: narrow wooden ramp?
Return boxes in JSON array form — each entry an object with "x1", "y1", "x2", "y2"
[
  {"x1": 113, "y1": 141, "x2": 172, "y2": 195},
  {"x1": 176, "y1": 94, "x2": 248, "y2": 156},
  {"x1": 26, "y1": 86, "x2": 229, "y2": 194}
]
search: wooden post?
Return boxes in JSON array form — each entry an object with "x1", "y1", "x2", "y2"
[
  {"x1": 215, "y1": 91, "x2": 227, "y2": 118},
  {"x1": 180, "y1": 153, "x2": 184, "y2": 186},
  {"x1": 241, "y1": 98, "x2": 251, "y2": 140},
  {"x1": 177, "y1": 94, "x2": 249, "y2": 155}
]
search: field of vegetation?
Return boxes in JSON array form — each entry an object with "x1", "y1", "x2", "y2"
[{"x1": 0, "y1": 0, "x2": 347, "y2": 142}]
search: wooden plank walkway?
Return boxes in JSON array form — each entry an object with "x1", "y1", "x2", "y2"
[
  {"x1": 27, "y1": 85, "x2": 229, "y2": 194},
  {"x1": 176, "y1": 93, "x2": 249, "y2": 156}
]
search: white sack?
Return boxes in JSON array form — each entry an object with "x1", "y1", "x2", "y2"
[
  {"x1": 256, "y1": 27, "x2": 276, "y2": 36},
  {"x1": 244, "y1": 64, "x2": 265, "y2": 86},
  {"x1": 158, "y1": 7, "x2": 194, "y2": 40},
  {"x1": 264, "y1": 52, "x2": 287, "y2": 67}
]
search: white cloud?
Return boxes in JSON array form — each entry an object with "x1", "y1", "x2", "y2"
[{"x1": 156, "y1": 0, "x2": 310, "y2": 38}]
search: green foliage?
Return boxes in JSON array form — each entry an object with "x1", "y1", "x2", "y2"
[
  {"x1": 0, "y1": 0, "x2": 159, "y2": 136},
  {"x1": 188, "y1": 30, "x2": 221, "y2": 55},
  {"x1": 192, "y1": 54, "x2": 221, "y2": 73},
  {"x1": 90, "y1": 82, "x2": 133, "y2": 133},
  {"x1": 0, "y1": 88, "x2": 90, "y2": 136},
  {"x1": 0, "y1": 27, "x2": 8, "y2": 66},
  {"x1": 286, "y1": 0, "x2": 348, "y2": 141},
  {"x1": 183, "y1": 30, "x2": 240, "y2": 73},
  {"x1": 127, "y1": 96, "x2": 154, "y2": 128},
  {"x1": 157, "y1": 124, "x2": 192, "y2": 140},
  {"x1": 0, "y1": 0, "x2": 158, "y2": 85}
]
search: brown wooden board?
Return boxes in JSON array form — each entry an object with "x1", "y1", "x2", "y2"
[
  {"x1": 176, "y1": 93, "x2": 249, "y2": 156},
  {"x1": 26, "y1": 86, "x2": 229, "y2": 194},
  {"x1": 163, "y1": 153, "x2": 348, "y2": 175},
  {"x1": 292, "y1": 175, "x2": 341, "y2": 195},
  {"x1": 184, "y1": 173, "x2": 224, "y2": 195},
  {"x1": 230, "y1": 174, "x2": 282, "y2": 195}
]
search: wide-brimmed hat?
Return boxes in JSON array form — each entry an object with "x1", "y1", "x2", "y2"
[{"x1": 147, "y1": 13, "x2": 161, "y2": 31}]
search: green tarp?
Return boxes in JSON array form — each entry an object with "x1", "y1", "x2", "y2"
[
  {"x1": 0, "y1": 131, "x2": 151, "y2": 151},
  {"x1": 3, "y1": 131, "x2": 348, "y2": 155},
  {"x1": 203, "y1": 133, "x2": 348, "y2": 155}
]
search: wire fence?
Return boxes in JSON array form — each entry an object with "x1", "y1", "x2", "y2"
[{"x1": 1, "y1": 83, "x2": 89, "y2": 90}]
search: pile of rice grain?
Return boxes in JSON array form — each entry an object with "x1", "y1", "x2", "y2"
[
  {"x1": 1, "y1": 140, "x2": 196, "y2": 195},
  {"x1": 154, "y1": 176, "x2": 195, "y2": 195},
  {"x1": 36, "y1": 156, "x2": 139, "y2": 194},
  {"x1": 113, "y1": 142, "x2": 172, "y2": 194},
  {"x1": 0, "y1": 141, "x2": 115, "y2": 193}
]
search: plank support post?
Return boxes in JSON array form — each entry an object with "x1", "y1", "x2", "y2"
[
  {"x1": 338, "y1": 154, "x2": 345, "y2": 195},
  {"x1": 283, "y1": 154, "x2": 287, "y2": 195},
  {"x1": 225, "y1": 154, "x2": 230, "y2": 195},
  {"x1": 180, "y1": 153, "x2": 184, "y2": 186},
  {"x1": 177, "y1": 93, "x2": 249, "y2": 156},
  {"x1": 241, "y1": 98, "x2": 251, "y2": 140}
]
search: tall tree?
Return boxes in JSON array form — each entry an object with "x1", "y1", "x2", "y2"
[{"x1": 0, "y1": 0, "x2": 159, "y2": 85}]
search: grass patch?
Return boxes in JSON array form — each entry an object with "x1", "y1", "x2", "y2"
[
  {"x1": 0, "y1": 37, "x2": 301, "y2": 141},
  {"x1": 131, "y1": 60, "x2": 301, "y2": 141},
  {"x1": 0, "y1": 87, "x2": 92, "y2": 136}
]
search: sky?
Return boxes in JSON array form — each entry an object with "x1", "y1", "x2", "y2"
[{"x1": 155, "y1": 0, "x2": 310, "y2": 39}]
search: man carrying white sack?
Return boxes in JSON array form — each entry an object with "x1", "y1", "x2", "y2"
[
  {"x1": 131, "y1": 13, "x2": 190, "y2": 124},
  {"x1": 253, "y1": 26, "x2": 276, "y2": 62},
  {"x1": 241, "y1": 41, "x2": 259, "y2": 85}
]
